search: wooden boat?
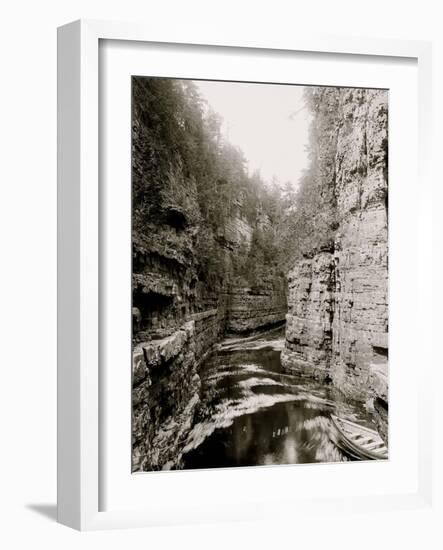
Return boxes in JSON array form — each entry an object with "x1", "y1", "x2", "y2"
[{"x1": 330, "y1": 415, "x2": 388, "y2": 460}]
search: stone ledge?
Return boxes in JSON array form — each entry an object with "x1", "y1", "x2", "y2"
[
  {"x1": 189, "y1": 309, "x2": 218, "y2": 322},
  {"x1": 133, "y1": 320, "x2": 195, "y2": 374},
  {"x1": 227, "y1": 313, "x2": 286, "y2": 334}
]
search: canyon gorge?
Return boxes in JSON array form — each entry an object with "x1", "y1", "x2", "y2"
[{"x1": 131, "y1": 78, "x2": 389, "y2": 471}]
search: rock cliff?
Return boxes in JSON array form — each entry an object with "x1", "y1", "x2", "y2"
[
  {"x1": 131, "y1": 193, "x2": 286, "y2": 470},
  {"x1": 131, "y1": 77, "x2": 288, "y2": 470},
  {"x1": 282, "y1": 88, "x2": 388, "y2": 415},
  {"x1": 227, "y1": 275, "x2": 287, "y2": 334},
  {"x1": 132, "y1": 321, "x2": 201, "y2": 471},
  {"x1": 282, "y1": 252, "x2": 335, "y2": 381}
]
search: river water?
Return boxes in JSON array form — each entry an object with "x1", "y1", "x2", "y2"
[{"x1": 182, "y1": 328, "x2": 379, "y2": 469}]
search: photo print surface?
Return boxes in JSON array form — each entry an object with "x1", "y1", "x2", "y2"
[{"x1": 131, "y1": 77, "x2": 388, "y2": 472}]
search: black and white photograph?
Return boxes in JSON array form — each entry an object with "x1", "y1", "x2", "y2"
[
  {"x1": 4, "y1": 0, "x2": 442, "y2": 544},
  {"x1": 131, "y1": 77, "x2": 389, "y2": 472}
]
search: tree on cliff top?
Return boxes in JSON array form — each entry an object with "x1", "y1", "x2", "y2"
[{"x1": 277, "y1": 87, "x2": 340, "y2": 267}]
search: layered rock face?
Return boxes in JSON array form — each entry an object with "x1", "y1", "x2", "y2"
[
  {"x1": 131, "y1": 193, "x2": 236, "y2": 470},
  {"x1": 131, "y1": 188, "x2": 265, "y2": 469},
  {"x1": 131, "y1": 77, "x2": 290, "y2": 470},
  {"x1": 282, "y1": 89, "x2": 388, "y2": 411},
  {"x1": 132, "y1": 321, "x2": 200, "y2": 471},
  {"x1": 189, "y1": 309, "x2": 221, "y2": 363},
  {"x1": 331, "y1": 89, "x2": 388, "y2": 402},
  {"x1": 227, "y1": 276, "x2": 287, "y2": 334},
  {"x1": 281, "y1": 252, "x2": 334, "y2": 380}
]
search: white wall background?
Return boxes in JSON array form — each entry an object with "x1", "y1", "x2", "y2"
[{"x1": 0, "y1": 0, "x2": 441, "y2": 548}]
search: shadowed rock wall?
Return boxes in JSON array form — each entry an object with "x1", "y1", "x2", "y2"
[
  {"x1": 132, "y1": 321, "x2": 200, "y2": 471},
  {"x1": 227, "y1": 277, "x2": 287, "y2": 334},
  {"x1": 131, "y1": 77, "x2": 288, "y2": 470}
]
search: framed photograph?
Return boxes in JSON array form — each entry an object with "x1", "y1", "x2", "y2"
[{"x1": 57, "y1": 19, "x2": 433, "y2": 530}]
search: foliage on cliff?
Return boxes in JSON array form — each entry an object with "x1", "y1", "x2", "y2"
[
  {"x1": 276, "y1": 87, "x2": 341, "y2": 266},
  {"x1": 132, "y1": 77, "x2": 286, "y2": 287}
]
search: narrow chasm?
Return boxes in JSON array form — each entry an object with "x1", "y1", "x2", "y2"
[{"x1": 131, "y1": 79, "x2": 389, "y2": 472}]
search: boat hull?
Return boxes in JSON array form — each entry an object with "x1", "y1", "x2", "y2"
[{"x1": 330, "y1": 415, "x2": 388, "y2": 461}]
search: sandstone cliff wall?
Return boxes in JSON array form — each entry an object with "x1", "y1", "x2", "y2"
[
  {"x1": 282, "y1": 252, "x2": 334, "y2": 380},
  {"x1": 282, "y1": 88, "x2": 388, "y2": 408},
  {"x1": 131, "y1": 190, "x2": 278, "y2": 469},
  {"x1": 226, "y1": 278, "x2": 287, "y2": 334}
]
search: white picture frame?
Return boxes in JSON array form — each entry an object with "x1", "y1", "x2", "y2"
[{"x1": 57, "y1": 19, "x2": 433, "y2": 531}]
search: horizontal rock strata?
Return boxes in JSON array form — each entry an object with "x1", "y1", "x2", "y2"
[
  {"x1": 281, "y1": 251, "x2": 334, "y2": 381},
  {"x1": 282, "y1": 88, "x2": 388, "y2": 408},
  {"x1": 226, "y1": 279, "x2": 287, "y2": 334},
  {"x1": 132, "y1": 321, "x2": 201, "y2": 471}
]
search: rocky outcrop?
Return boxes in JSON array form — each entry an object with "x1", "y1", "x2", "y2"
[
  {"x1": 189, "y1": 309, "x2": 222, "y2": 363},
  {"x1": 282, "y1": 88, "x2": 388, "y2": 406},
  {"x1": 132, "y1": 321, "x2": 201, "y2": 471}
]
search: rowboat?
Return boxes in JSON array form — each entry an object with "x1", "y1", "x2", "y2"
[{"x1": 330, "y1": 415, "x2": 388, "y2": 460}]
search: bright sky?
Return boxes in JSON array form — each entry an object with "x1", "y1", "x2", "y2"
[{"x1": 194, "y1": 80, "x2": 312, "y2": 190}]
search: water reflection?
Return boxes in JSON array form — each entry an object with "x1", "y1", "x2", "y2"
[{"x1": 182, "y1": 331, "x2": 377, "y2": 469}]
